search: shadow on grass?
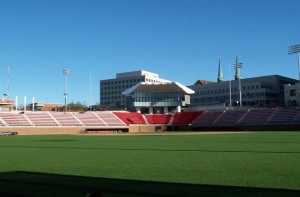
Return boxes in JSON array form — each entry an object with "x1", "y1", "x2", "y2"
[
  {"x1": 1, "y1": 145, "x2": 300, "y2": 154},
  {"x1": 0, "y1": 171, "x2": 299, "y2": 197}
]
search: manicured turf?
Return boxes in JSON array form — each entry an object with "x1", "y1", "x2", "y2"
[{"x1": 0, "y1": 132, "x2": 300, "y2": 196}]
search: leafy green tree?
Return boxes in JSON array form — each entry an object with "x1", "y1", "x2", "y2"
[{"x1": 67, "y1": 102, "x2": 88, "y2": 111}]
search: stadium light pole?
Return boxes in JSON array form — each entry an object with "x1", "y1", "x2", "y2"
[
  {"x1": 234, "y1": 62, "x2": 243, "y2": 107},
  {"x1": 228, "y1": 64, "x2": 232, "y2": 107},
  {"x1": 63, "y1": 69, "x2": 72, "y2": 113},
  {"x1": 288, "y1": 44, "x2": 300, "y2": 81}
]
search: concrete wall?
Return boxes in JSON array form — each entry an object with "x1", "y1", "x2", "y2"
[
  {"x1": 0, "y1": 125, "x2": 164, "y2": 135},
  {"x1": 0, "y1": 127, "x2": 84, "y2": 135},
  {"x1": 128, "y1": 125, "x2": 167, "y2": 132}
]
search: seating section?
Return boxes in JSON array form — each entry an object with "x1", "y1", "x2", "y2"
[
  {"x1": 192, "y1": 108, "x2": 300, "y2": 126},
  {"x1": 0, "y1": 113, "x2": 31, "y2": 126},
  {"x1": 239, "y1": 109, "x2": 275, "y2": 125},
  {"x1": 73, "y1": 112, "x2": 106, "y2": 126},
  {"x1": 192, "y1": 111, "x2": 223, "y2": 125},
  {"x1": 214, "y1": 110, "x2": 247, "y2": 125},
  {"x1": 268, "y1": 108, "x2": 300, "y2": 124},
  {"x1": 50, "y1": 112, "x2": 82, "y2": 126},
  {"x1": 26, "y1": 112, "x2": 58, "y2": 126},
  {"x1": 0, "y1": 119, "x2": 5, "y2": 126},
  {"x1": 292, "y1": 110, "x2": 300, "y2": 123},
  {"x1": 172, "y1": 112, "x2": 204, "y2": 124},
  {"x1": 113, "y1": 112, "x2": 146, "y2": 124},
  {"x1": 95, "y1": 111, "x2": 126, "y2": 126},
  {"x1": 145, "y1": 114, "x2": 172, "y2": 124}
]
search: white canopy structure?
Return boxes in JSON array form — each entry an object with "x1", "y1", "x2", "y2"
[
  {"x1": 122, "y1": 81, "x2": 195, "y2": 114},
  {"x1": 122, "y1": 81, "x2": 195, "y2": 95}
]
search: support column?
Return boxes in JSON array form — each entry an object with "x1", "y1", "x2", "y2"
[
  {"x1": 136, "y1": 107, "x2": 141, "y2": 113},
  {"x1": 163, "y1": 106, "x2": 168, "y2": 114},
  {"x1": 15, "y1": 96, "x2": 18, "y2": 111},
  {"x1": 24, "y1": 96, "x2": 26, "y2": 113},
  {"x1": 149, "y1": 107, "x2": 153, "y2": 114},
  {"x1": 176, "y1": 106, "x2": 181, "y2": 112},
  {"x1": 32, "y1": 97, "x2": 35, "y2": 111}
]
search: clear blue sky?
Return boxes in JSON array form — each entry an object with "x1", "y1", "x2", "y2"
[{"x1": 0, "y1": 0, "x2": 299, "y2": 106}]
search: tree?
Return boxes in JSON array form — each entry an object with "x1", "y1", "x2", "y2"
[{"x1": 67, "y1": 102, "x2": 88, "y2": 111}]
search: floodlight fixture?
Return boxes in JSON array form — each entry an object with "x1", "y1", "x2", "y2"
[
  {"x1": 288, "y1": 44, "x2": 300, "y2": 55},
  {"x1": 63, "y1": 69, "x2": 72, "y2": 75},
  {"x1": 234, "y1": 62, "x2": 243, "y2": 69}
]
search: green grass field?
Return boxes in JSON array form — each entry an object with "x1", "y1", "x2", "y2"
[{"x1": 0, "y1": 132, "x2": 300, "y2": 196}]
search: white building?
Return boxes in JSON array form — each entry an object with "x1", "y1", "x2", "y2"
[{"x1": 100, "y1": 70, "x2": 170, "y2": 109}]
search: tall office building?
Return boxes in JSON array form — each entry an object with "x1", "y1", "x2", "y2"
[{"x1": 100, "y1": 70, "x2": 170, "y2": 109}]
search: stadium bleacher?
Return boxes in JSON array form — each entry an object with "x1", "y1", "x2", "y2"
[
  {"x1": 192, "y1": 111, "x2": 223, "y2": 126},
  {"x1": 0, "y1": 112, "x2": 31, "y2": 126},
  {"x1": 50, "y1": 112, "x2": 82, "y2": 126},
  {"x1": 172, "y1": 111, "x2": 204, "y2": 124},
  {"x1": 113, "y1": 112, "x2": 146, "y2": 124},
  {"x1": 192, "y1": 108, "x2": 300, "y2": 127},
  {"x1": 95, "y1": 111, "x2": 127, "y2": 126},
  {"x1": 239, "y1": 108, "x2": 275, "y2": 125},
  {"x1": 268, "y1": 108, "x2": 300, "y2": 124},
  {"x1": 25, "y1": 112, "x2": 58, "y2": 126},
  {"x1": 73, "y1": 112, "x2": 106, "y2": 126},
  {"x1": 145, "y1": 114, "x2": 172, "y2": 124},
  {"x1": 0, "y1": 108, "x2": 300, "y2": 131},
  {"x1": 213, "y1": 110, "x2": 247, "y2": 125}
]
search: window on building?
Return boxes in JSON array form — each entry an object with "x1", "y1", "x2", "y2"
[{"x1": 290, "y1": 90, "x2": 296, "y2": 96}]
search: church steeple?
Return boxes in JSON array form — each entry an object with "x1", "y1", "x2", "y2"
[
  {"x1": 217, "y1": 57, "x2": 223, "y2": 82},
  {"x1": 234, "y1": 53, "x2": 241, "y2": 80}
]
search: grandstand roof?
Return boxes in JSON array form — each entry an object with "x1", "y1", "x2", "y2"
[
  {"x1": 122, "y1": 82, "x2": 195, "y2": 95},
  {"x1": 193, "y1": 80, "x2": 213, "y2": 85}
]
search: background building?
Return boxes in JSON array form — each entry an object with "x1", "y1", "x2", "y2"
[
  {"x1": 284, "y1": 83, "x2": 300, "y2": 106},
  {"x1": 0, "y1": 98, "x2": 14, "y2": 112},
  {"x1": 100, "y1": 65, "x2": 298, "y2": 111},
  {"x1": 100, "y1": 70, "x2": 170, "y2": 109},
  {"x1": 29, "y1": 103, "x2": 63, "y2": 111},
  {"x1": 189, "y1": 75, "x2": 297, "y2": 108}
]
